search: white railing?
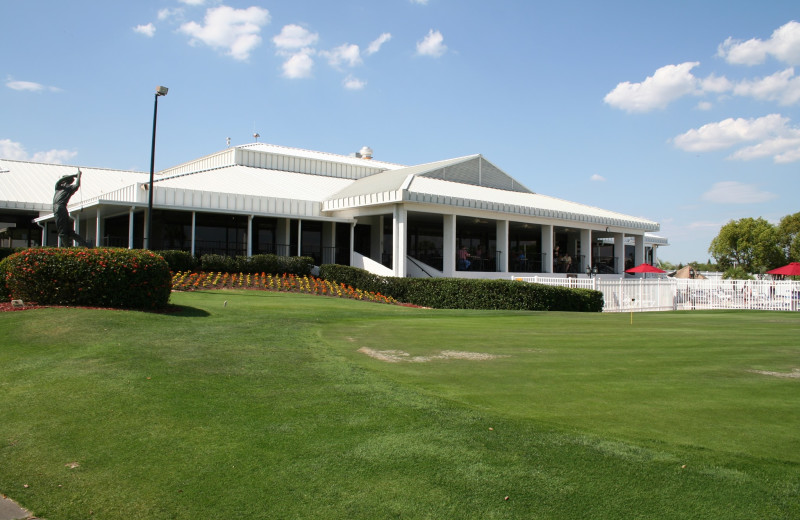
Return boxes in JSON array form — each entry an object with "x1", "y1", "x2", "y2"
[{"x1": 514, "y1": 276, "x2": 800, "y2": 312}]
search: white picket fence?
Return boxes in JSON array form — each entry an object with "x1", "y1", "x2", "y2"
[{"x1": 515, "y1": 276, "x2": 800, "y2": 312}]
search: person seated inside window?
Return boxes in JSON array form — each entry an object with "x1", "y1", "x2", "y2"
[
  {"x1": 563, "y1": 252, "x2": 572, "y2": 272},
  {"x1": 457, "y1": 246, "x2": 471, "y2": 270}
]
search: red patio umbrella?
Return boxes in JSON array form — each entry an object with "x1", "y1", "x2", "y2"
[
  {"x1": 766, "y1": 262, "x2": 800, "y2": 276},
  {"x1": 625, "y1": 263, "x2": 666, "y2": 275}
]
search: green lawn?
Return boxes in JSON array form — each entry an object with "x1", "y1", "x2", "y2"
[{"x1": 1, "y1": 290, "x2": 798, "y2": 519}]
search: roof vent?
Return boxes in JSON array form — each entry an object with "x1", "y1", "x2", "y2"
[{"x1": 359, "y1": 146, "x2": 373, "y2": 160}]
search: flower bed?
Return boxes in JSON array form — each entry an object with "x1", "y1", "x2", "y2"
[{"x1": 171, "y1": 271, "x2": 397, "y2": 305}]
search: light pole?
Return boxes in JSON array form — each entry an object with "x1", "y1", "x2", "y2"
[{"x1": 145, "y1": 85, "x2": 168, "y2": 249}]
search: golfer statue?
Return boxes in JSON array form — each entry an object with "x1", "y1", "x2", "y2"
[{"x1": 53, "y1": 169, "x2": 91, "y2": 247}]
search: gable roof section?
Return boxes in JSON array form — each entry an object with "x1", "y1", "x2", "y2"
[{"x1": 324, "y1": 154, "x2": 532, "y2": 208}]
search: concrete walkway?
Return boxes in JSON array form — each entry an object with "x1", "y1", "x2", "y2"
[{"x1": 0, "y1": 496, "x2": 31, "y2": 520}]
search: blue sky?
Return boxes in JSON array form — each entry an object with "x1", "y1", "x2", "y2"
[{"x1": 2, "y1": 0, "x2": 799, "y2": 263}]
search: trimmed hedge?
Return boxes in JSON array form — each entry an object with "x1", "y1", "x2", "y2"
[
  {"x1": 1, "y1": 248, "x2": 172, "y2": 310},
  {"x1": 198, "y1": 253, "x2": 314, "y2": 275},
  {"x1": 157, "y1": 250, "x2": 197, "y2": 272},
  {"x1": 319, "y1": 264, "x2": 603, "y2": 312}
]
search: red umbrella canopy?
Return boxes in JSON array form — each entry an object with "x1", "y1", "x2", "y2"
[
  {"x1": 625, "y1": 263, "x2": 666, "y2": 274},
  {"x1": 766, "y1": 262, "x2": 800, "y2": 276}
]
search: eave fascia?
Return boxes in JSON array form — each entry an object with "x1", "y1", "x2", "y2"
[{"x1": 402, "y1": 190, "x2": 660, "y2": 232}]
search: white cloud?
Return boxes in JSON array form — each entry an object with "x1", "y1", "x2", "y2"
[
  {"x1": 416, "y1": 29, "x2": 447, "y2": 57},
  {"x1": 674, "y1": 114, "x2": 800, "y2": 163},
  {"x1": 0, "y1": 139, "x2": 27, "y2": 159},
  {"x1": 31, "y1": 149, "x2": 78, "y2": 164},
  {"x1": 701, "y1": 181, "x2": 777, "y2": 204},
  {"x1": 411, "y1": 0, "x2": 429, "y2": 4},
  {"x1": 158, "y1": 8, "x2": 183, "y2": 21},
  {"x1": 0, "y1": 139, "x2": 76, "y2": 164},
  {"x1": 6, "y1": 79, "x2": 60, "y2": 92},
  {"x1": 179, "y1": 0, "x2": 205, "y2": 5},
  {"x1": 366, "y1": 33, "x2": 391, "y2": 55},
  {"x1": 729, "y1": 133, "x2": 800, "y2": 163},
  {"x1": 718, "y1": 21, "x2": 800, "y2": 66},
  {"x1": 179, "y1": 6, "x2": 270, "y2": 61},
  {"x1": 732, "y1": 67, "x2": 800, "y2": 105},
  {"x1": 590, "y1": 174, "x2": 606, "y2": 182},
  {"x1": 696, "y1": 101, "x2": 713, "y2": 111},
  {"x1": 321, "y1": 43, "x2": 362, "y2": 68},
  {"x1": 273, "y1": 24, "x2": 318, "y2": 51},
  {"x1": 673, "y1": 113, "x2": 790, "y2": 151},
  {"x1": 604, "y1": 62, "x2": 702, "y2": 113},
  {"x1": 133, "y1": 23, "x2": 156, "y2": 37},
  {"x1": 700, "y1": 73, "x2": 733, "y2": 94},
  {"x1": 273, "y1": 25, "x2": 320, "y2": 80},
  {"x1": 282, "y1": 51, "x2": 314, "y2": 79},
  {"x1": 343, "y1": 75, "x2": 366, "y2": 90}
]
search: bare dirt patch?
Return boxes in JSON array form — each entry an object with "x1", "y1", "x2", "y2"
[
  {"x1": 358, "y1": 347, "x2": 508, "y2": 363},
  {"x1": 749, "y1": 369, "x2": 800, "y2": 379}
]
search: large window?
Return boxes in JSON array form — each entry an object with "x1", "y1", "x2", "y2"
[{"x1": 195, "y1": 213, "x2": 247, "y2": 257}]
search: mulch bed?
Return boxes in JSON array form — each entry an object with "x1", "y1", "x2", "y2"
[
  {"x1": 0, "y1": 301, "x2": 182, "y2": 313},
  {"x1": 0, "y1": 301, "x2": 49, "y2": 312}
]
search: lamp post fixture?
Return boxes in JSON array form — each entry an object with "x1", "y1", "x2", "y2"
[
  {"x1": 586, "y1": 265, "x2": 598, "y2": 278},
  {"x1": 145, "y1": 85, "x2": 168, "y2": 250}
]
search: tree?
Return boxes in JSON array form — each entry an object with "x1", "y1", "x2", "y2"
[
  {"x1": 708, "y1": 217, "x2": 785, "y2": 274},
  {"x1": 778, "y1": 212, "x2": 800, "y2": 262}
]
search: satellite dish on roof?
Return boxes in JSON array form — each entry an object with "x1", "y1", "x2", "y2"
[
  {"x1": 253, "y1": 133, "x2": 260, "y2": 142},
  {"x1": 359, "y1": 146, "x2": 373, "y2": 159}
]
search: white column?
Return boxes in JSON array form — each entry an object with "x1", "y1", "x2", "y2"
[
  {"x1": 297, "y1": 220, "x2": 302, "y2": 257},
  {"x1": 634, "y1": 234, "x2": 645, "y2": 265},
  {"x1": 247, "y1": 215, "x2": 254, "y2": 257},
  {"x1": 350, "y1": 222, "x2": 355, "y2": 266},
  {"x1": 128, "y1": 208, "x2": 135, "y2": 249},
  {"x1": 190, "y1": 211, "x2": 196, "y2": 256},
  {"x1": 496, "y1": 219, "x2": 509, "y2": 272},
  {"x1": 580, "y1": 228, "x2": 592, "y2": 273},
  {"x1": 393, "y1": 205, "x2": 407, "y2": 277},
  {"x1": 541, "y1": 224, "x2": 554, "y2": 273},
  {"x1": 443, "y1": 214, "x2": 456, "y2": 276},
  {"x1": 613, "y1": 232, "x2": 625, "y2": 274},
  {"x1": 95, "y1": 210, "x2": 103, "y2": 248}
]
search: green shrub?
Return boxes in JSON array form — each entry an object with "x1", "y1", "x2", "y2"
[
  {"x1": 157, "y1": 250, "x2": 197, "y2": 272},
  {"x1": 198, "y1": 253, "x2": 314, "y2": 276},
  {"x1": 318, "y1": 264, "x2": 603, "y2": 312},
  {"x1": 198, "y1": 254, "x2": 237, "y2": 272},
  {"x1": 248, "y1": 254, "x2": 283, "y2": 274},
  {"x1": 1, "y1": 248, "x2": 172, "y2": 310}
]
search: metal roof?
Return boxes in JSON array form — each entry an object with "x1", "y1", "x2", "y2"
[
  {"x1": 1, "y1": 143, "x2": 661, "y2": 234},
  {"x1": 238, "y1": 142, "x2": 404, "y2": 170},
  {"x1": 156, "y1": 165, "x2": 352, "y2": 202},
  {"x1": 326, "y1": 154, "x2": 532, "y2": 203},
  {"x1": 0, "y1": 159, "x2": 146, "y2": 211}
]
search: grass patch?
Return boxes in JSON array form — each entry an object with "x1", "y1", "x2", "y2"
[{"x1": 1, "y1": 291, "x2": 798, "y2": 519}]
